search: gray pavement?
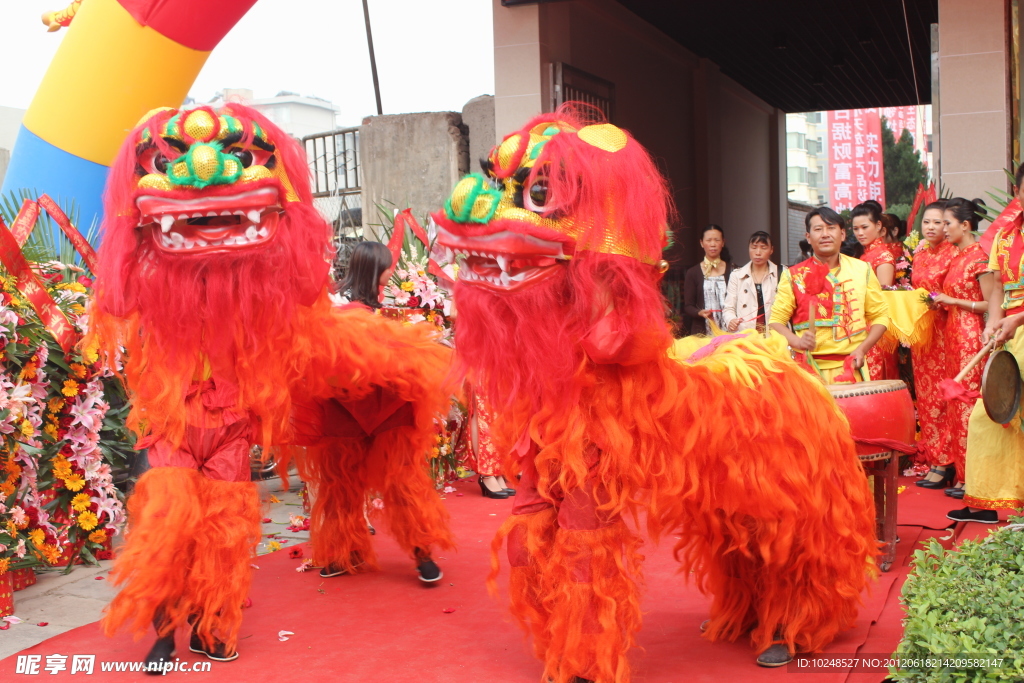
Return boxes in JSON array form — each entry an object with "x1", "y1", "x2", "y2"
[{"x1": 0, "y1": 478, "x2": 306, "y2": 660}]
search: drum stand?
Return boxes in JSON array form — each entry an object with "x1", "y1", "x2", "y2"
[{"x1": 859, "y1": 451, "x2": 898, "y2": 572}]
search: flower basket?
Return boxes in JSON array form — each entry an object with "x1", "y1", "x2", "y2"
[
  {"x1": 53, "y1": 539, "x2": 84, "y2": 568},
  {"x1": 0, "y1": 572, "x2": 12, "y2": 617},
  {"x1": 11, "y1": 567, "x2": 36, "y2": 592}
]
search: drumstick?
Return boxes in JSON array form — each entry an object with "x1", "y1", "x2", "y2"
[{"x1": 954, "y1": 341, "x2": 997, "y2": 383}]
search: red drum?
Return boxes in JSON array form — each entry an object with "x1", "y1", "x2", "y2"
[
  {"x1": 828, "y1": 380, "x2": 916, "y2": 460},
  {"x1": 827, "y1": 379, "x2": 914, "y2": 573}
]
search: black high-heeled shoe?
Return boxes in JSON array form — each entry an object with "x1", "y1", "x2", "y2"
[
  {"x1": 478, "y1": 478, "x2": 509, "y2": 499},
  {"x1": 916, "y1": 466, "x2": 955, "y2": 489}
]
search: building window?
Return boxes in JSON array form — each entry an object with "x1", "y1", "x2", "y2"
[
  {"x1": 788, "y1": 167, "x2": 807, "y2": 184},
  {"x1": 787, "y1": 132, "x2": 806, "y2": 150},
  {"x1": 806, "y1": 139, "x2": 818, "y2": 155},
  {"x1": 808, "y1": 171, "x2": 819, "y2": 187},
  {"x1": 806, "y1": 112, "x2": 822, "y2": 124}
]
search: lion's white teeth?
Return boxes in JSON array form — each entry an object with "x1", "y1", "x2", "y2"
[
  {"x1": 160, "y1": 215, "x2": 174, "y2": 233},
  {"x1": 245, "y1": 226, "x2": 259, "y2": 241},
  {"x1": 257, "y1": 227, "x2": 269, "y2": 238},
  {"x1": 499, "y1": 271, "x2": 511, "y2": 286},
  {"x1": 246, "y1": 210, "x2": 260, "y2": 224},
  {"x1": 194, "y1": 239, "x2": 208, "y2": 247},
  {"x1": 496, "y1": 255, "x2": 509, "y2": 272},
  {"x1": 170, "y1": 232, "x2": 184, "y2": 246}
]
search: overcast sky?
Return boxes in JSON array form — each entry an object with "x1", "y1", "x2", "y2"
[{"x1": 1, "y1": 0, "x2": 494, "y2": 127}]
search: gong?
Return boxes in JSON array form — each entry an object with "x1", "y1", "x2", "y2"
[{"x1": 982, "y1": 349, "x2": 1022, "y2": 424}]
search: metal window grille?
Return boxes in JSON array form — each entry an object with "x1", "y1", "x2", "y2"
[{"x1": 550, "y1": 63, "x2": 615, "y2": 122}]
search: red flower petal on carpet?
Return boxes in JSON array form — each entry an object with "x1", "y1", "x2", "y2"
[
  {"x1": 37, "y1": 622, "x2": 49, "y2": 626},
  {"x1": 442, "y1": 608, "x2": 456, "y2": 614}
]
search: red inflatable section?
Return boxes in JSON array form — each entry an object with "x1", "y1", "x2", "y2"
[{"x1": 117, "y1": 0, "x2": 259, "y2": 51}]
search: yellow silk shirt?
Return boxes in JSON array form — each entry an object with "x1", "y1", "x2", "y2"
[{"x1": 770, "y1": 254, "x2": 891, "y2": 373}]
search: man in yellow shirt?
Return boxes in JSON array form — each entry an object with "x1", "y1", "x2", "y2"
[{"x1": 770, "y1": 207, "x2": 890, "y2": 383}]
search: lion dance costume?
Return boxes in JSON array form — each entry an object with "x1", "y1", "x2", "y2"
[
  {"x1": 435, "y1": 108, "x2": 878, "y2": 682},
  {"x1": 90, "y1": 104, "x2": 453, "y2": 661}
]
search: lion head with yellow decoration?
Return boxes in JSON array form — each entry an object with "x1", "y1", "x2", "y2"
[
  {"x1": 92, "y1": 103, "x2": 331, "y2": 445},
  {"x1": 434, "y1": 106, "x2": 675, "y2": 410}
]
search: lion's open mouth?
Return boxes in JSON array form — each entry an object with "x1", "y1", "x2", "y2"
[
  {"x1": 136, "y1": 187, "x2": 280, "y2": 253},
  {"x1": 436, "y1": 228, "x2": 568, "y2": 291}
]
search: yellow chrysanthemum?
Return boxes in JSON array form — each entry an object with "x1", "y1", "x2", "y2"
[
  {"x1": 88, "y1": 529, "x2": 107, "y2": 544},
  {"x1": 63, "y1": 474, "x2": 86, "y2": 492},
  {"x1": 267, "y1": 540, "x2": 282, "y2": 552},
  {"x1": 69, "y1": 363, "x2": 87, "y2": 379},
  {"x1": 0, "y1": 557, "x2": 9, "y2": 575},
  {"x1": 71, "y1": 493, "x2": 92, "y2": 512},
  {"x1": 5, "y1": 519, "x2": 17, "y2": 535},
  {"x1": 68, "y1": 282, "x2": 87, "y2": 293},
  {"x1": 70, "y1": 304, "x2": 86, "y2": 315},
  {"x1": 0, "y1": 482, "x2": 14, "y2": 497},
  {"x1": 77, "y1": 510, "x2": 99, "y2": 531},
  {"x1": 20, "y1": 363, "x2": 37, "y2": 381},
  {"x1": 83, "y1": 345, "x2": 99, "y2": 365},
  {"x1": 53, "y1": 458, "x2": 72, "y2": 479},
  {"x1": 61, "y1": 379, "x2": 80, "y2": 397},
  {"x1": 20, "y1": 420, "x2": 34, "y2": 437},
  {"x1": 28, "y1": 528, "x2": 45, "y2": 547},
  {"x1": 48, "y1": 397, "x2": 65, "y2": 412},
  {"x1": 43, "y1": 423, "x2": 58, "y2": 439},
  {"x1": 400, "y1": 281, "x2": 415, "y2": 292}
]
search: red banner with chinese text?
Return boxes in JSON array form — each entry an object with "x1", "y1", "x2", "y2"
[
  {"x1": 828, "y1": 109, "x2": 886, "y2": 212},
  {"x1": 881, "y1": 105, "x2": 919, "y2": 143},
  {"x1": 0, "y1": 218, "x2": 77, "y2": 353}
]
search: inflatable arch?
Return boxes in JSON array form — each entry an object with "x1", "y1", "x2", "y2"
[{"x1": 1, "y1": 0, "x2": 259, "y2": 228}]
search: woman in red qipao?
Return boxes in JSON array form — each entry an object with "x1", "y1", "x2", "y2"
[
  {"x1": 851, "y1": 202, "x2": 900, "y2": 379},
  {"x1": 935, "y1": 198, "x2": 995, "y2": 498},
  {"x1": 910, "y1": 201, "x2": 957, "y2": 489}
]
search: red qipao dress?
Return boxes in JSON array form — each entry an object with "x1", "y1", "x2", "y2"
[
  {"x1": 861, "y1": 238, "x2": 900, "y2": 380},
  {"x1": 909, "y1": 241, "x2": 956, "y2": 466},
  {"x1": 937, "y1": 243, "x2": 990, "y2": 483}
]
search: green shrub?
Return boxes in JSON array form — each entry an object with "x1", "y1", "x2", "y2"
[{"x1": 891, "y1": 518, "x2": 1024, "y2": 682}]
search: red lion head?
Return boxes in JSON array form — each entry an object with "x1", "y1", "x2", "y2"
[
  {"x1": 434, "y1": 106, "x2": 674, "y2": 412},
  {"x1": 91, "y1": 103, "x2": 332, "y2": 444}
]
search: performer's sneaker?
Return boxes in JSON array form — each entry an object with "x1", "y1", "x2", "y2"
[
  {"x1": 320, "y1": 553, "x2": 365, "y2": 578},
  {"x1": 756, "y1": 643, "x2": 793, "y2": 667},
  {"x1": 189, "y1": 632, "x2": 239, "y2": 662},
  {"x1": 416, "y1": 558, "x2": 443, "y2": 583},
  {"x1": 947, "y1": 507, "x2": 998, "y2": 523},
  {"x1": 143, "y1": 635, "x2": 175, "y2": 676}
]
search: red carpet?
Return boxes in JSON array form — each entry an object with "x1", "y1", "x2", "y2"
[{"x1": 0, "y1": 476, "x2": 988, "y2": 682}]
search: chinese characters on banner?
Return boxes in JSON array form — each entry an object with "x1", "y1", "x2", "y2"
[
  {"x1": 881, "y1": 105, "x2": 918, "y2": 142},
  {"x1": 828, "y1": 109, "x2": 886, "y2": 212}
]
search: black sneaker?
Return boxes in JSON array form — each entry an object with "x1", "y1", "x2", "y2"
[
  {"x1": 417, "y1": 558, "x2": 443, "y2": 583},
  {"x1": 947, "y1": 507, "x2": 998, "y2": 523},
  {"x1": 319, "y1": 564, "x2": 349, "y2": 578},
  {"x1": 756, "y1": 643, "x2": 793, "y2": 667},
  {"x1": 143, "y1": 635, "x2": 175, "y2": 676},
  {"x1": 189, "y1": 632, "x2": 239, "y2": 662}
]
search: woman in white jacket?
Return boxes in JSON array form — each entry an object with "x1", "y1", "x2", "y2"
[{"x1": 723, "y1": 231, "x2": 785, "y2": 332}]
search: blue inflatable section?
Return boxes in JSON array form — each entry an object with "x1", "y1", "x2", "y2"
[{"x1": 0, "y1": 125, "x2": 108, "y2": 233}]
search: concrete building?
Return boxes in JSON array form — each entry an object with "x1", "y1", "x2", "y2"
[
  {"x1": 212, "y1": 88, "x2": 339, "y2": 139},
  {"x1": 786, "y1": 112, "x2": 829, "y2": 206},
  {"x1": 0, "y1": 106, "x2": 27, "y2": 187}
]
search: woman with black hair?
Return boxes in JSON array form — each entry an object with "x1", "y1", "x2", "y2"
[
  {"x1": 851, "y1": 202, "x2": 900, "y2": 380},
  {"x1": 931, "y1": 198, "x2": 994, "y2": 498},
  {"x1": 683, "y1": 224, "x2": 733, "y2": 335},
  {"x1": 910, "y1": 200, "x2": 957, "y2": 489},
  {"x1": 723, "y1": 231, "x2": 784, "y2": 333},
  {"x1": 336, "y1": 241, "x2": 393, "y2": 310}
]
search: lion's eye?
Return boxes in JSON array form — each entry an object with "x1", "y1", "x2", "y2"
[
  {"x1": 524, "y1": 177, "x2": 549, "y2": 212},
  {"x1": 153, "y1": 153, "x2": 169, "y2": 174},
  {"x1": 227, "y1": 148, "x2": 254, "y2": 168}
]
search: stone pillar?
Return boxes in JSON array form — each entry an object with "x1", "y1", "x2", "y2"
[
  {"x1": 462, "y1": 95, "x2": 496, "y2": 175},
  {"x1": 358, "y1": 112, "x2": 469, "y2": 239},
  {"x1": 937, "y1": 0, "x2": 1012, "y2": 201}
]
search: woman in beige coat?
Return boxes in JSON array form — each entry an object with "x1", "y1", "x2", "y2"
[{"x1": 723, "y1": 231, "x2": 785, "y2": 333}]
